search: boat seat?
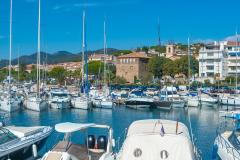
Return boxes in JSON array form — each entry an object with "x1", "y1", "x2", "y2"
[{"x1": 45, "y1": 152, "x2": 63, "y2": 160}]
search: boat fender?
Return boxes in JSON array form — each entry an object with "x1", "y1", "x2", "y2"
[
  {"x1": 32, "y1": 144, "x2": 38, "y2": 158},
  {"x1": 212, "y1": 144, "x2": 218, "y2": 159}
]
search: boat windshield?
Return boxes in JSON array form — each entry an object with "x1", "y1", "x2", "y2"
[
  {"x1": 0, "y1": 128, "x2": 18, "y2": 145},
  {"x1": 228, "y1": 131, "x2": 240, "y2": 150},
  {"x1": 52, "y1": 93, "x2": 68, "y2": 97},
  {"x1": 167, "y1": 91, "x2": 177, "y2": 95}
]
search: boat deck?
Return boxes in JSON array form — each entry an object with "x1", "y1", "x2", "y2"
[{"x1": 52, "y1": 141, "x2": 104, "y2": 160}]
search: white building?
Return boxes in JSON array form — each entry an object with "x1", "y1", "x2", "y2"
[
  {"x1": 199, "y1": 41, "x2": 228, "y2": 82},
  {"x1": 226, "y1": 41, "x2": 240, "y2": 76}
]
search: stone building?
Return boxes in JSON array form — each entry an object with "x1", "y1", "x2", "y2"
[{"x1": 116, "y1": 52, "x2": 150, "y2": 83}]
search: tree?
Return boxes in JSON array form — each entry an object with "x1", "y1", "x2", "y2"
[
  {"x1": 112, "y1": 50, "x2": 131, "y2": 57},
  {"x1": 175, "y1": 55, "x2": 199, "y2": 77},
  {"x1": 49, "y1": 66, "x2": 66, "y2": 85},
  {"x1": 88, "y1": 61, "x2": 104, "y2": 75},
  {"x1": 19, "y1": 64, "x2": 28, "y2": 81},
  {"x1": 114, "y1": 76, "x2": 127, "y2": 84},
  {"x1": 142, "y1": 46, "x2": 149, "y2": 54},
  {"x1": 163, "y1": 59, "x2": 178, "y2": 77},
  {"x1": 148, "y1": 57, "x2": 168, "y2": 78}
]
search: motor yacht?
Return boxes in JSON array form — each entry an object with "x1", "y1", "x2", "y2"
[
  {"x1": 49, "y1": 88, "x2": 70, "y2": 109},
  {"x1": 0, "y1": 123, "x2": 52, "y2": 160},
  {"x1": 41, "y1": 122, "x2": 114, "y2": 160},
  {"x1": 160, "y1": 86, "x2": 185, "y2": 108},
  {"x1": 106, "y1": 119, "x2": 199, "y2": 160}
]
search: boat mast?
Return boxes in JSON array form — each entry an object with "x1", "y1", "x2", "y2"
[
  {"x1": 84, "y1": 11, "x2": 88, "y2": 96},
  {"x1": 235, "y1": 30, "x2": 238, "y2": 93},
  {"x1": 8, "y1": 0, "x2": 13, "y2": 96},
  {"x1": 157, "y1": 17, "x2": 161, "y2": 56},
  {"x1": 17, "y1": 47, "x2": 20, "y2": 89},
  {"x1": 103, "y1": 20, "x2": 107, "y2": 88},
  {"x1": 187, "y1": 37, "x2": 191, "y2": 93},
  {"x1": 81, "y1": 10, "x2": 85, "y2": 94},
  {"x1": 37, "y1": 0, "x2": 41, "y2": 98}
]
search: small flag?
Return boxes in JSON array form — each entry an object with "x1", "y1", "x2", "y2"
[{"x1": 160, "y1": 124, "x2": 165, "y2": 136}]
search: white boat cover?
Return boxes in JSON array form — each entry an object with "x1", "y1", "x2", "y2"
[
  {"x1": 127, "y1": 119, "x2": 190, "y2": 138},
  {"x1": 55, "y1": 122, "x2": 95, "y2": 133},
  {"x1": 6, "y1": 126, "x2": 45, "y2": 138},
  {"x1": 118, "y1": 119, "x2": 195, "y2": 160},
  {"x1": 119, "y1": 134, "x2": 195, "y2": 160}
]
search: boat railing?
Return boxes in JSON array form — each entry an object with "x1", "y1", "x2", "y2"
[
  {"x1": 216, "y1": 121, "x2": 240, "y2": 159},
  {"x1": 217, "y1": 133, "x2": 240, "y2": 159}
]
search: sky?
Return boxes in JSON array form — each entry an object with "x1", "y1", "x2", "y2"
[{"x1": 0, "y1": 0, "x2": 240, "y2": 59}]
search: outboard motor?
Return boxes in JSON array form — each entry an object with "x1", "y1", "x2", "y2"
[
  {"x1": 97, "y1": 136, "x2": 107, "y2": 150},
  {"x1": 86, "y1": 135, "x2": 95, "y2": 149}
]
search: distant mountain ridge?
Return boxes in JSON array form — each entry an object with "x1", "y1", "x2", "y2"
[{"x1": 0, "y1": 48, "x2": 120, "y2": 68}]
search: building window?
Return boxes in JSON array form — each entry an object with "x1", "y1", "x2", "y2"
[
  {"x1": 168, "y1": 47, "x2": 171, "y2": 53},
  {"x1": 206, "y1": 66, "x2": 214, "y2": 70},
  {"x1": 201, "y1": 73, "x2": 205, "y2": 77},
  {"x1": 207, "y1": 53, "x2": 214, "y2": 56},
  {"x1": 207, "y1": 73, "x2": 214, "y2": 77},
  {"x1": 132, "y1": 58, "x2": 135, "y2": 63}
]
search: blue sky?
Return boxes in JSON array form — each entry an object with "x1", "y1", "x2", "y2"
[{"x1": 0, "y1": 0, "x2": 240, "y2": 59}]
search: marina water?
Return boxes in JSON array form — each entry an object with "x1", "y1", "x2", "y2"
[{"x1": 6, "y1": 105, "x2": 228, "y2": 160}]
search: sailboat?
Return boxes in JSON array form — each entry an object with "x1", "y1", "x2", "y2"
[
  {"x1": 0, "y1": 0, "x2": 20, "y2": 112},
  {"x1": 185, "y1": 37, "x2": 199, "y2": 107},
  {"x1": 71, "y1": 10, "x2": 91, "y2": 110},
  {"x1": 93, "y1": 20, "x2": 113, "y2": 109},
  {"x1": 25, "y1": 0, "x2": 47, "y2": 112}
]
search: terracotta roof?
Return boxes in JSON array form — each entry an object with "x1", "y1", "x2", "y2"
[
  {"x1": 118, "y1": 52, "x2": 150, "y2": 58},
  {"x1": 227, "y1": 41, "x2": 240, "y2": 46}
]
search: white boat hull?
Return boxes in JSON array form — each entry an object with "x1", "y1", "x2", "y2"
[
  {"x1": 50, "y1": 102, "x2": 70, "y2": 109},
  {"x1": 126, "y1": 104, "x2": 151, "y2": 109},
  {"x1": 0, "y1": 100, "x2": 20, "y2": 112},
  {"x1": 25, "y1": 99, "x2": 48, "y2": 112},
  {"x1": 221, "y1": 97, "x2": 240, "y2": 106},
  {"x1": 93, "y1": 100, "x2": 113, "y2": 109},
  {"x1": 71, "y1": 98, "x2": 90, "y2": 110},
  {"x1": 187, "y1": 98, "x2": 199, "y2": 107}
]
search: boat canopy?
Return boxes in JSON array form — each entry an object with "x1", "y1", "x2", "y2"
[
  {"x1": 127, "y1": 119, "x2": 190, "y2": 139},
  {"x1": 55, "y1": 122, "x2": 96, "y2": 133}
]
